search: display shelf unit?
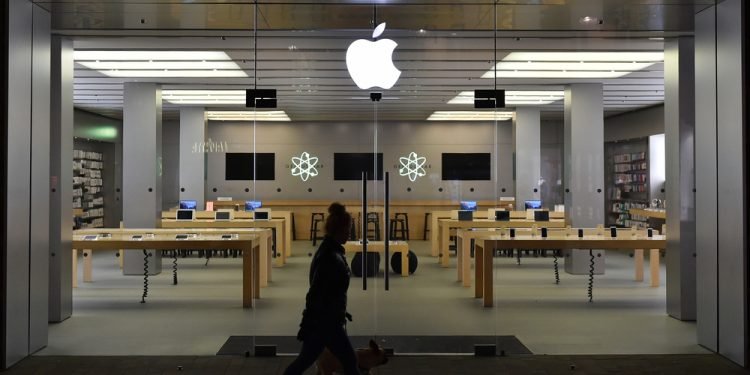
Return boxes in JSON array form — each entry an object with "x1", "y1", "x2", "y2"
[
  {"x1": 605, "y1": 141, "x2": 650, "y2": 229},
  {"x1": 73, "y1": 150, "x2": 105, "y2": 228}
]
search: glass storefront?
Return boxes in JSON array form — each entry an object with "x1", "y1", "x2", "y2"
[{"x1": 33, "y1": 0, "x2": 736, "y2": 362}]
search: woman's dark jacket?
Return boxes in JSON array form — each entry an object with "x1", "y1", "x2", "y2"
[{"x1": 298, "y1": 235, "x2": 351, "y2": 336}]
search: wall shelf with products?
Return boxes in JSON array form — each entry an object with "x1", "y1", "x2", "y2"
[
  {"x1": 73, "y1": 150, "x2": 105, "y2": 228},
  {"x1": 605, "y1": 143, "x2": 650, "y2": 229},
  {"x1": 605, "y1": 134, "x2": 666, "y2": 229}
]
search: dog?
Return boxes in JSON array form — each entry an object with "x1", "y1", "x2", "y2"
[{"x1": 316, "y1": 339, "x2": 388, "y2": 374}]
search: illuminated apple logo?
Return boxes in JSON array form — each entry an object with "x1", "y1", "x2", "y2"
[{"x1": 346, "y1": 23, "x2": 401, "y2": 90}]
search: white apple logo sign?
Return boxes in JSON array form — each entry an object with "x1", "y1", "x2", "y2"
[{"x1": 346, "y1": 22, "x2": 401, "y2": 90}]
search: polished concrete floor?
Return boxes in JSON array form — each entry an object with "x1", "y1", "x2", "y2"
[
  {"x1": 40, "y1": 240, "x2": 706, "y2": 356},
  {"x1": 8, "y1": 354, "x2": 749, "y2": 375}
]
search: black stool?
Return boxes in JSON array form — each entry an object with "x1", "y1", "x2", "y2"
[
  {"x1": 390, "y1": 213, "x2": 409, "y2": 240},
  {"x1": 366, "y1": 212, "x2": 381, "y2": 241},
  {"x1": 310, "y1": 213, "x2": 325, "y2": 246},
  {"x1": 423, "y1": 212, "x2": 431, "y2": 240}
]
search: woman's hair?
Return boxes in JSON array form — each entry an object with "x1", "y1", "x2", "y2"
[{"x1": 325, "y1": 202, "x2": 352, "y2": 237}]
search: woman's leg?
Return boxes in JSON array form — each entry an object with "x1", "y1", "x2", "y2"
[
  {"x1": 323, "y1": 325, "x2": 360, "y2": 375},
  {"x1": 283, "y1": 335, "x2": 326, "y2": 375}
]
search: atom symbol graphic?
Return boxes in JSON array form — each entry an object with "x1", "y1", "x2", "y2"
[
  {"x1": 291, "y1": 152, "x2": 319, "y2": 182},
  {"x1": 399, "y1": 152, "x2": 427, "y2": 182}
]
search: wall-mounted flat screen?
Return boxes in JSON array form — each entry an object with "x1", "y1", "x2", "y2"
[
  {"x1": 179, "y1": 200, "x2": 197, "y2": 210},
  {"x1": 254, "y1": 211, "x2": 269, "y2": 220},
  {"x1": 459, "y1": 201, "x2": 477, "y2": 211},
  {"x1": 441, "y1": 153, "x2": 491, "y2": 180},
  {"x1": 334, "y1": 153, "x2": 383, "y2": 180},
  {"x1": 244, "y1": 201, "x2": 262, "y2": 211},
  {"x1": 225, "y1": 153, "x2": 275, "y2": 180},
  {"x1": 524, "y1": 200, "x2": 542, "y2": 210}
]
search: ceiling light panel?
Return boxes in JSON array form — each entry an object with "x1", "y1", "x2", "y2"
[
  {"x1": 427, "y1": 111, "x2": 514, "y2": 121},
  {"x1": 162, "y1": 90, "x2": 247, "y2": 104},
  {"x1": 448, "y1": 90, "x2": 564, "y2": 105},
  {"x1": 501, "y1": 52, "x2": 664, "y2": 62},
  {"x1": 74, "y1": 51, "x2": 247, "y2": 78},
  {"x1": 206, "y1": 111, "x2": 291, "y2": 121},
  {"x1": 483, "y1": 52, "x2": 663, "y2": 79}
]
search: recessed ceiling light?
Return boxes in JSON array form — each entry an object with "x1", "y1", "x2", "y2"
[
  {"x1": 448, "y1": 90, "x2": 564, "y2": 105},
  {"x1": 648, "y1": 37, "x2": 665, "y2": 41},
  {"x1": 74, "y1": 50, "x2": 248, "y2": 78},
  {"x1": 427, "y1": 111, "x2": 514, "y2": 121},
  {"x1": 205, "y1": 111, "x2": 291, "y2": 121},
  {"x1": 481, "y1": 52, "x2": 663, "y2": 79}
]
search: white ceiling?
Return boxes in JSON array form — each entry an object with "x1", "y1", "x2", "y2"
[
  {"x1": 72, "y1": 34, "x2": 666, "y2": 121},
  {"x1": 38, "y1": 0, "x2": 707, "y2": 121}
]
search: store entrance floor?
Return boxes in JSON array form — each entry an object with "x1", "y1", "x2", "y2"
[
  {"x1": 10, "y1": 354, "x2": 748, "y2": 374},
  {"x1": 41, "y1": 241, "x2": 706, "y2": 356}
]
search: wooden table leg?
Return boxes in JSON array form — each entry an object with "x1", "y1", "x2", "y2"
[
  {"x1": 242, "y1": 246, "x2": 254, "y2": 308},
  {"x1": 650, "y1": 249, "x2": 660, "y2": 287},
  {"x1": 483, "y1": 243, "x2": 493, "y2": 307},
  {"x1": 634, "y1": 249, "x2": 644, "y2": 282},
  {"x1": 83, "y1": 249, "x2": 92, "y2": 282},
  {"x1": 284, "y1": 219, "x2": 292, "y2": 258},
  {"x1": 72, "y1": 249, "x2": 78, "y2": 288},
  {"x1": 462, "y1": 236, "x2": 471, "y2": 287},
  {"x1": 431, "y1": 215, "x2": 439, "y2": 256},
  {"x1": 441, "y1": 223, "x2": 450, "y2": 267},
  {"x1": 456, "y1": 235, "x2": 463, "y2": 281},
  {"x1": 401, "y1": 248, "x2": 408, "y2": 277},
  {"x1": 266, "y1": 235, "x2": 273, "y2": 282},
  {"x1": 259, "y1": 239, "x2": 268, "y2": 287},
  {"x1": 475, "y1": 244, "x2": 483, "y2": 299},
  {"x1": 275, "y1": 224, "x2": 285, "y2": 265},
  {"x1": 253, "y1": 245, "x2": 261, "y2": 298}
]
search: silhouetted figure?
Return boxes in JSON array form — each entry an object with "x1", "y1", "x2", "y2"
[{"x1": 284, "y1": 202, "x2": 359, "y2": 375}]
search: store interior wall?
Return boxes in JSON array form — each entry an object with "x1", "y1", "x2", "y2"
[
  {"x1": 162, "y1": 120, "x2": 180, "y2": 209},
  {"x1": 188, "y1": 120, "x2": 564, "y2": 204},
  {"x1": 540, "y1": 121, "x2": 564, "y2": 207},
  {"x1": 73, "y1": 109, "x2": 123, "y2": 227},
  {"x1": 604, "y1": 105, "x2": 665, "y2": 142}
]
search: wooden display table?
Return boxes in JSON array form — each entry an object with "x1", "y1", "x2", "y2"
[
  {"x1": 72, "y1": 232, "x2": 261, "y2": 308},
  {"x1": 456, "y1": 227, "x2": 661, "y2": 288},
  {"x1": 343, "y1": 241, "x2": 410, "y2": 277},
  {"x1": 206, "y1": 200, "x2": 514, "y2": 241},
  {"x1": 162, "y1": 210, "x2": 292, "y2": 258},
  {"x1": 472, "y1": 233, "x2": 666, "y2": 307},
  {"x1": 74, "y1": 228, "x2": 273, "y2": 288},
  {"x1": 437, "y1": 218, "x2": 566, "y2": 266},
  {"x1": 429, "y1": 210, "x2": 564, "y2": 256},
  {"x1": 629, "y1": 208, "x2": 666, "y2": 220},
  {"x1": 160, "y1": 219, "x2": 287, "y2": 266}
]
